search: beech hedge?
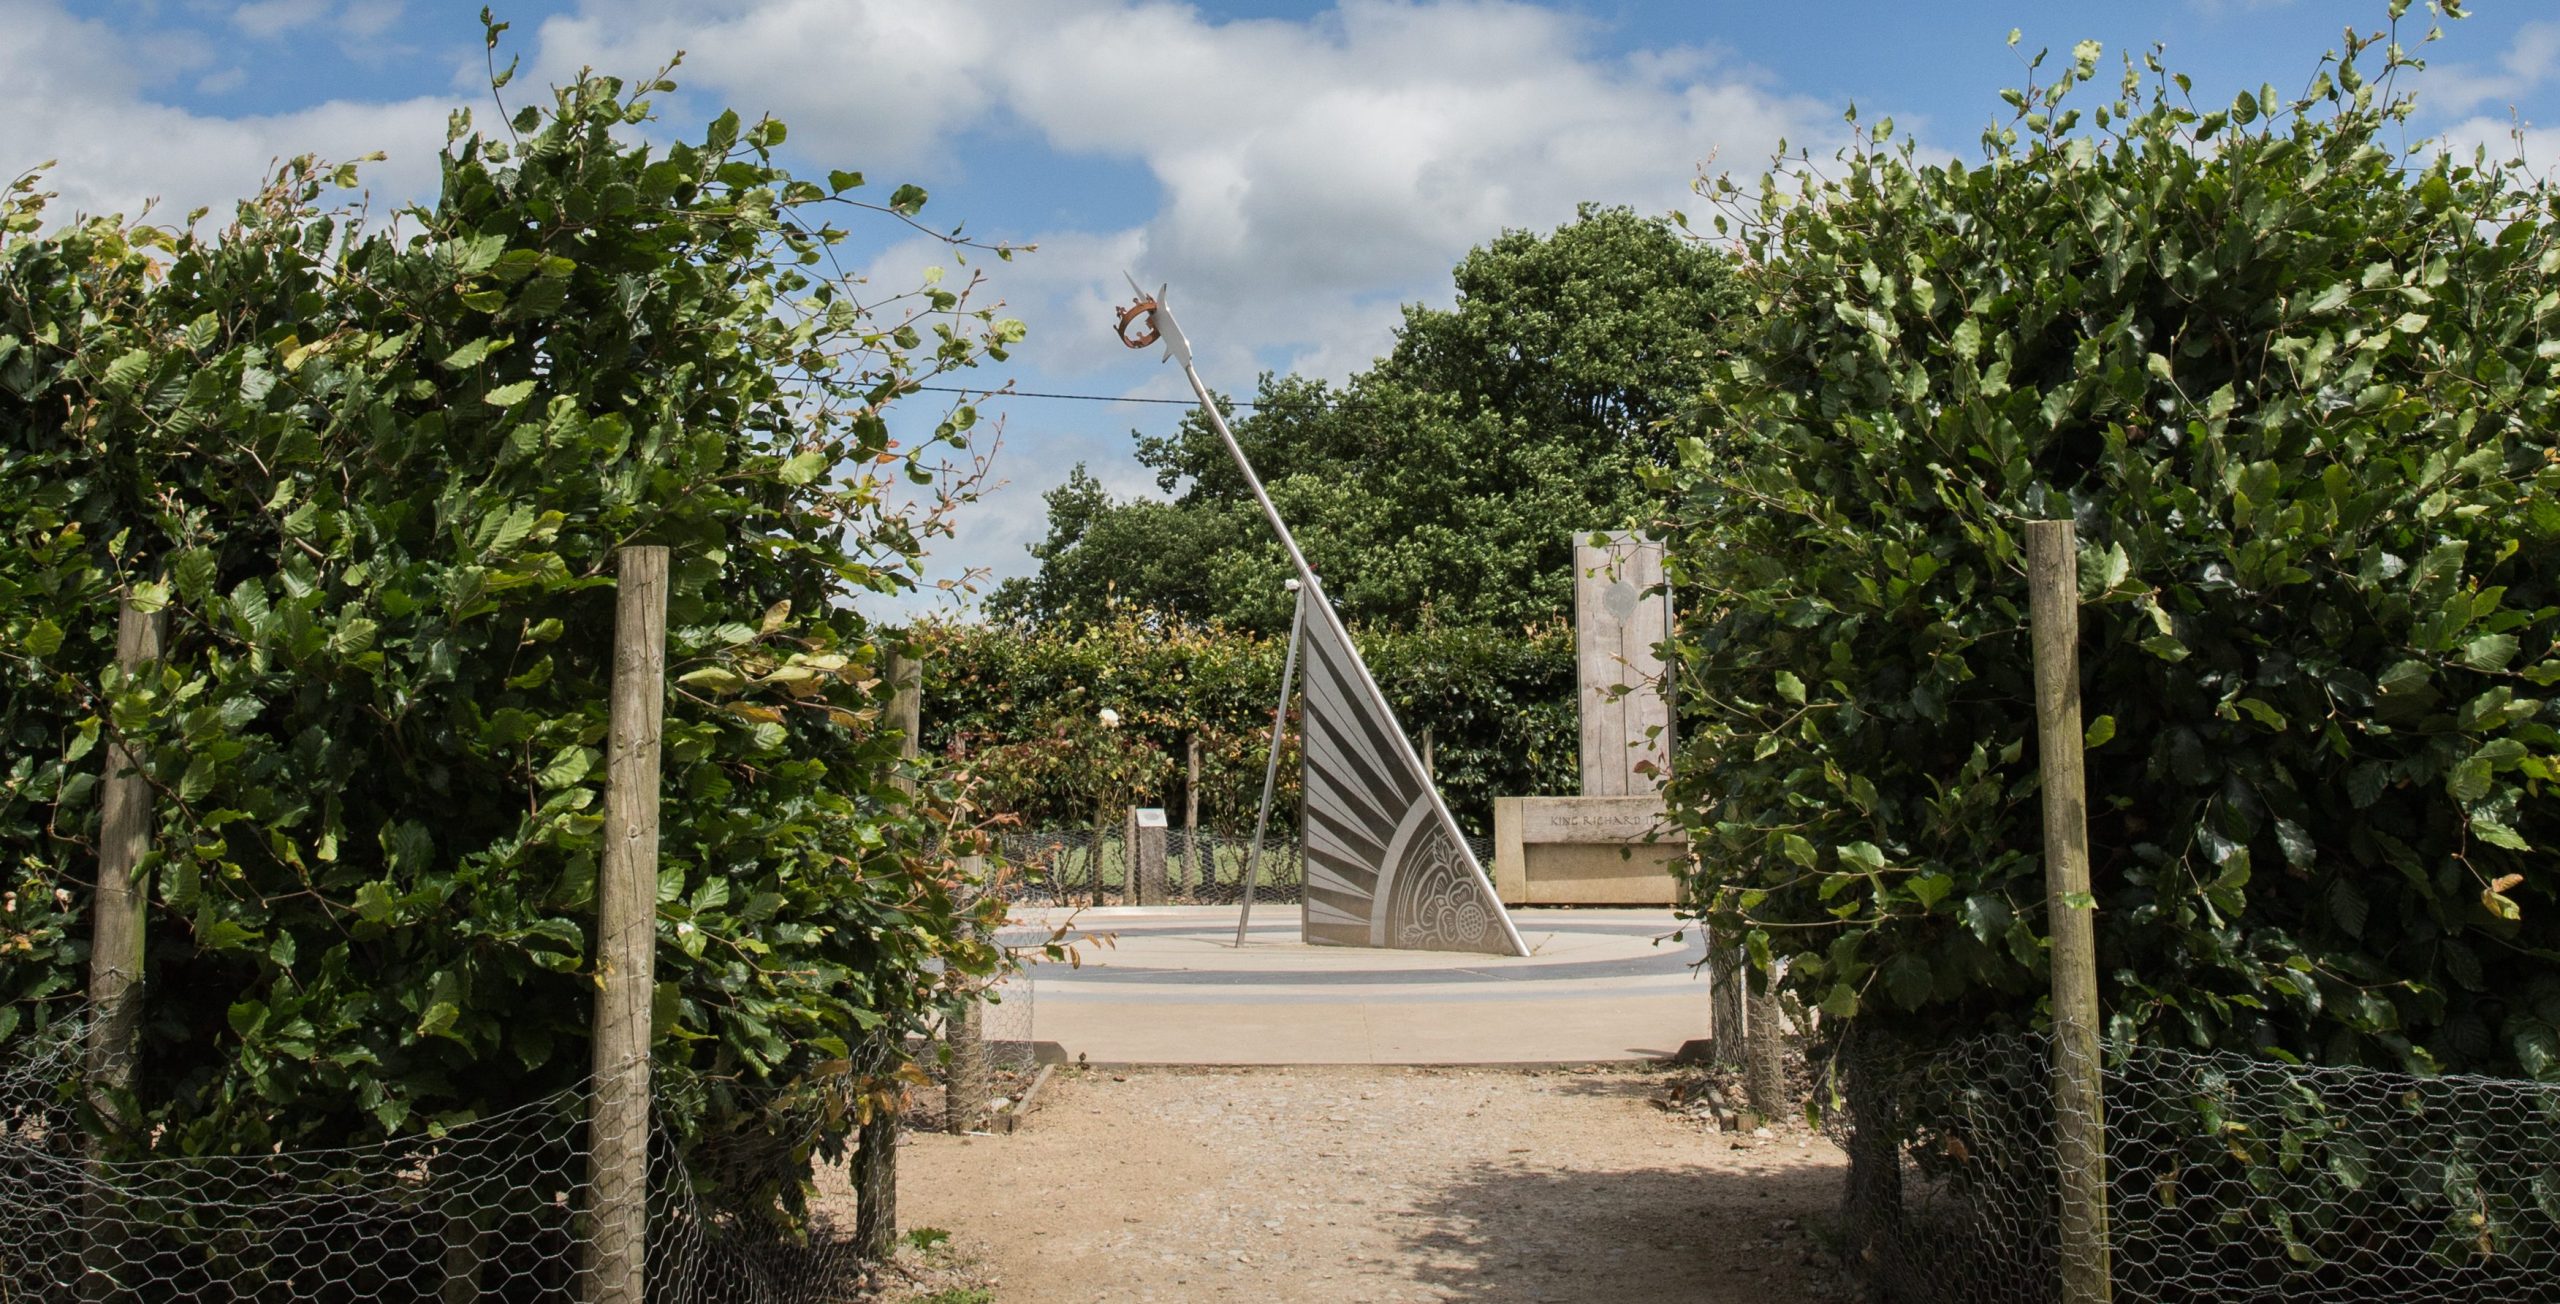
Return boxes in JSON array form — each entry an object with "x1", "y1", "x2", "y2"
[
  {"x1": 918, "y1": 611, "x2": 1576, "y2": 838},
  {"x1": 0, "y1": 40, "x2": 1014, "y2": 1222},
  {"x1": 1664, "y1": 14, "x2": 2560, "y2": 1078}
]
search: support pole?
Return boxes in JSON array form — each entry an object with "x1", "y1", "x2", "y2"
[
  {"x1": 888, "y1": 649, "x2": 922, "y2": 797},
  {"x1": 944, "y1": 855, "x2": 991, "y2": 1136},
  {"x1": 857, "y1": 645, "x2": 923, "y2": 1260},
  {"x1": 88, "y1": 596, "x2": 162, "y2": 1116},
  {"x1": 83, "y1": 593, "x2": 165, "y2": 1298},
  {"x1": 1184, "y1": 736, "x2": 1202, "y2": 894},
  {"x1": 587, "y1": 546, "x2": 667, "y2": 1304},
  {"x1": 1235, "y1": 583, "x2": 1306, "y2": 945},
  {"x1": 1743, "y1": 975, "x2": 1787, "y2": 1123},
  {"x1": 2027, "y1": 520, "x2": 2110, "y2": 1304},
  {"x1": 1708, "y1": 939, "x2": 1747, "y2": 1070}
]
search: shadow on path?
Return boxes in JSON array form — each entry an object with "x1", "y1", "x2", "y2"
[{"x1": 1393, "y1": 1157, "x2": 1844, "y2": 1304}]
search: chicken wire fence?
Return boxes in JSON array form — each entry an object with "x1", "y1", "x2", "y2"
[
  {"x1": 907, "y1": 942, "x2": 1043, "y2": 1135},
  {"x1": 990, "y1": 827, "x2": 1496, "y2": 907},
  {"x1": 0, "y1": 1002, "x2": 1016, "y2": 1303},
  {"x1": 1829, "y1": 1027, "x2": 2560, "y2": 1304}
]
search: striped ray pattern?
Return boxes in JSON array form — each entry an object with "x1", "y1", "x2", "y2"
[{"x1": 1298, "y1": 605, "x2": 1523, "y2": 956}]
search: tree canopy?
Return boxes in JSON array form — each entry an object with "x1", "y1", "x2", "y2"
[{"x1": 989, "y1": 205, "x2": 1741, "y2": 633}]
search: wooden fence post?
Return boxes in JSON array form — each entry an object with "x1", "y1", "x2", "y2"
[
  {"x1": 83, "y1": 594, "x2": 165, "y2": 1296},
  {"x1": 2026, "y1": 520, "x2": 2111, "y2": 1304},
  {"x1": 944, "y1": 855, "x2": 991, "y2": 1136},
  {"x1": 587, "y1": 546, "x2": 667, "y2": 1304},
  {"x1": 1184, "y1": 736, "x2": 1201, "y2": 894},
  {"x1": 887, "y1": 649, "x2": 921, "y2": 797},
  {"x1": 856, "y1": 645, "x2": 923, "y2": 1262},
  {"x1": 1708, "y1": 939, "x2": 1747, "y2": 1070}
]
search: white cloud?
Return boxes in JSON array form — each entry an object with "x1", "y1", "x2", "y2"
[
  {"x1": 232, "y1": 0, "x2": 335, "y2": 39},
  {"x1": 534, "y1": 0, "x2": 1847, "y2": 388},
  {"x1": 10, "y1": 0, "x2": 1874, "y2": 604},
  {"x1": 2431, "y1": 115, "x2": 2560, "y2": 170},
  {"x1": 526, "y1": 0, "x2": 1861, "y2": 603},
  {"x1": 2418, "y1": 20, "x2": 2560, "y2": 122},
  {"x1": 3, "y1": 1, "x2": 450, "y2": 226}
]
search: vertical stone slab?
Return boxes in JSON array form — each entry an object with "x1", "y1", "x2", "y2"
[
  {"x1": 1573, "y1": 531, "x2": 1672, "y2": 797},
  {"x1": 1126, "y1": 807, "x2": 1168, "y2": 905}
]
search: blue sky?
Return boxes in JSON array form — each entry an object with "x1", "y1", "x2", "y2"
[{"x1": 11, "y1": 1, "x2": 2557, "y2": 610}]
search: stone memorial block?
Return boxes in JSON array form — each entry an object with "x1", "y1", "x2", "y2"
[
  {"x1": 1575, "y1": 531, "x2": 1672, "y2": 797},
  {"x1": 1491, "y1": 795, "x2": 1689, "y2": 906},
  {"x1": 1126, "y1": 807, "x2": 1168, "y2": 905}
]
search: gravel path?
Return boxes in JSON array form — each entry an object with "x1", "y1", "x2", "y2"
[{"x1": 894, "y1": 1064, "x2": 1848, "y2": 1303}]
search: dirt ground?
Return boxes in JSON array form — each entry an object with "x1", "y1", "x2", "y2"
[{"x1": 891, "y1": 1064, "x2": 1850, "y2": 1304}]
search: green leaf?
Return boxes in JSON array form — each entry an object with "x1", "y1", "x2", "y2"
[
  {"x1": 2461, "y1": 634, "x2": 2521, "y2": 672},
  {"x1": 2472, "y1": 817, "x2": 2531, "y2": 851},
  {"x1": 779, "y1": 449, "x2": 830, "y2": 485},
  {"x1": 2448, "y1": 757, "x2": 2495, "y2": 803},
  {"x1": 2083, "y1": 715, "x2": 2115, "y2": 749},
  {"x1": 1775, "y1": 670, "x2": 1806, "y2": 704},
  {"x1": 676, "y1": 666, "x2": 748, "y2": 694},
  {"x1": 1881, "y1": 954, "x2": 1934, "y2": 1010},
  {"x1": 441, "y1": 337, "x2": 498, "y2": 370},
  {"x1": 535, "y1": 745, "x2": 594, "y2": 791},
  {"x1": 483, "y1": 379, "x2": 536, "y2": 407},
  {"x1": 99, "y1": 347, "x2": 150, "y2": 393},
  {"x1": 1818, "y1": 982, "x2": 1861, "y2": 1019}
]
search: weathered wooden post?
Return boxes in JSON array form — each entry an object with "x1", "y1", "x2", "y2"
[
  {"x1": 1708, "y1": 940, "x2": 1747, "y2": 1070},
  {"x1": 587, "y1": 546, "x2": 667, "y2": 1304},
  {"x1": 83, "y1": 593, "x2": 165, "y2": 1297},
  {"x1": 945, "y1": 854, "x2": 992, "y2": 1135},
  {"x1": 2026, "y1": 520, "x2": 2110, "y2": 1304},
  {"x1": 1184, "y1": 736, "x2": 1202, "y2": 894},
  {"x1": 1743, "y1": 976, "x2": 1787, "y2": 1123},
  {"x1": 855, "y1": 645, "x2": 923, "y2": 1260}
]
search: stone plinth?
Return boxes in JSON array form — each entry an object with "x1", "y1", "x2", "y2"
[{"x1": 1491, "y1": 796, "x2": 1688, "y2": 907}]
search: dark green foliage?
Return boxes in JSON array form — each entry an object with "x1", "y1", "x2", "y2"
[
  {"x1": 921, "y1": 612, "x2": 1574, "y2": 838},
  {"x1": 989, "y1": 206, "x2": 1741, "y2": 634},
  {"x1": 0, "y1": 45, "x2": 1015, "y2": 1214},
  {"x1": 1663, "y1": 16, "x2": 2560, "y2": 1079}
]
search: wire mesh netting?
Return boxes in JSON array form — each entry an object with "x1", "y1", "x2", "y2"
[
  {"x1": 1831, "y1": 1028, "x2": 2560, "y2": 1304},
  {"x1": 991, "y1": 827, "x2": 1496, "y2": 907},
  {"x1": 908, "y1": 937, "x2": 1042, "y2": 1135},
  {"x1": 0, "y1": 1007, "x2": 952, "y2": 1302}
]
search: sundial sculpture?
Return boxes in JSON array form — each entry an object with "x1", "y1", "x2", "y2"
[{"x1": 1116, "y1": 282, "x2": 1529, "y2": 957}]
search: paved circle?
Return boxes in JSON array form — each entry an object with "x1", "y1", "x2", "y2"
[{"x1": 1002, "y1": 906, "x2": 1717, "y2": 1063}]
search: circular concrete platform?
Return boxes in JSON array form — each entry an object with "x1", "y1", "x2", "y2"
[{"x1": 1001, "y1": 906, "x2": 1714, "y2": 1065}]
